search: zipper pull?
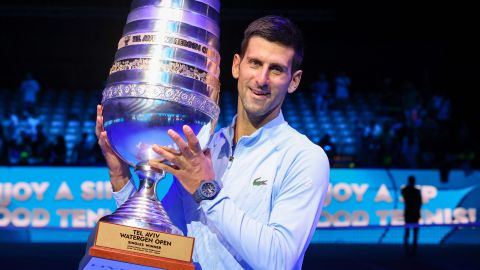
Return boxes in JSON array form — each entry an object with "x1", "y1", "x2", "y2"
[{"x1": 229, "y1": 142, "x2": 236, "y2": 162}]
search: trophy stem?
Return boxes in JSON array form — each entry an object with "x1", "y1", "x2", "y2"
[
  {"x1": 135, "y1": 162, "x2": 165, "y2": 201},
  {"x1": 99, "y1": 162, "x2": 183, "y2": 235}
]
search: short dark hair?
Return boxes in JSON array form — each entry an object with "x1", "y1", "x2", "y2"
[{"x1": 240, "y1": 15, "x2": 304, "y2": 72}]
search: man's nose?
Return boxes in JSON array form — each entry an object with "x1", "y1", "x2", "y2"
[{"x1": 255, "y1": 67, "x2": 269, "y2": 87}]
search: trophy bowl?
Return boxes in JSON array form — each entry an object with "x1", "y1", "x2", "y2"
[{"x1": 102, "y1": 87, "x2": 218, "y2": 167}]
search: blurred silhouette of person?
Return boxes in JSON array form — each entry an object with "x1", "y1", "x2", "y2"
[
  {"x1": 51, "y1": 135, "x2": 67, "y2": 165},
  {"x1": 26, "y1": 109, "x2": 41, "y2": 137},
  {"x1": 401, "y1": 131, "x2": 420, "y2": 168},
  {"x1": 400, "y1": 81, "x2": 421, "y2": 128},
  {"x1": 19, "y1": 72, "x2": 41, "y2": 110},
  {"x1": 6, "y1": 108, "x2": 20, "y2": 139},
  {"x1": 318, "y1": 133, "x2": 336, "y2": 166},
  {"x1": 0, "y1": 125, "x2": 8, "y2": 164},
  {"x1": 18, "y1": 131, "x2": 33, "y2": 165},
  {"x1": 363, "y1": 119, "x2": 383, "y2": 166},
  {"x1": 438, "y1": 152, "x2": 453, "y2": 183},
  {"x1": 334, "y1": 71, "x2": 350, "y2": 107},
  {"x1": 401, "y1": 175, "x2": 422, "y2": 256},
  {"x1": 310, "y1": 72, "x2": 330, "y2": 114},
  {"x1": 428, "y1": 89, "x2": 451, "y2": 125},
  {"x1": 32, "y1": 124, "x2": 49, "y2": 164},
  {"x1": 379, "y1": 76, "x2": 396, "y2": 113},
  {"x1": 73, "y1": 132, "x2": 93, "y2": 165}
]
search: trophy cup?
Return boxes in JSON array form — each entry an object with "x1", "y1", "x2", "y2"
[{"x1": 88, "y1": 0, "x2": 220, "y2": 269}]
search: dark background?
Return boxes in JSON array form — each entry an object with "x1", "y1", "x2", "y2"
[{"x1": 0, "y1": 0, "x2": 475, "y2": 133}]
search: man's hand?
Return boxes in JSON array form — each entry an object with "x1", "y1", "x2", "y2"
[
  {"x1": 148, "y1": 125, "x2": 215, "y2": 194},
  {"x1": 96, "y1": 104, "x2": 131, "y2": 191}
]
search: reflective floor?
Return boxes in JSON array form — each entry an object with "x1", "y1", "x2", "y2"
[{"x1": 1, "y1": 243, "x2": 479, "y2": 270}]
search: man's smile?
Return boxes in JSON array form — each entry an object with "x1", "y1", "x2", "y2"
[{"x1": 250, "y1": 87, "x2": 270, "y2": 97}]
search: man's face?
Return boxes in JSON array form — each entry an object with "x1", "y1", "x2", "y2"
[{"x1": 232, "y1": 36, "x2": 302, "y2": 123}]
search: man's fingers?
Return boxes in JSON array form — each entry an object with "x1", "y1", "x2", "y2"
[
  {"x1": 101, "y1": 132, "x2": 112, "y2": 148},
  {"x1": 95, "y1": 105, "x2": 104, "y2": 138},
  {"x1": 98, "y1": 131, "x2": 114, "y2": 154},
  {"x1": 153, "y1": 144, "x2": 178, "y2": 154},
  {"x1": 97, "y1": 104, "x2": 103, "y2": 116},
  {"x1": 183, "y1": 125, "x2": 202, "y2": 154},
  {"x1": 96, "y1": 116, "x2": 103, "y2": 137},
  {"x1": 148, "y1": 160, "x2": 179, "y2": 175},
  {"x1": 168, "y1": 129, "x2": 193, "y2": 159},
  {"x1": 204, "y1": 148, "x2": 212, "y2": 159},
  {"x1": 152, "y1": 144, "x2": 184, "y2": 167},
  {"x1": 97, "y1": 131, "x2": 106, "y2": 147}
]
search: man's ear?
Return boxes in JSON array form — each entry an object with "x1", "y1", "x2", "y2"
[
  {"x1": 288, "y1": 70, "x2": 303, "y2": 93},
  {"x1": 232, "y1": 54, "x2": 241, "y2": 79}
]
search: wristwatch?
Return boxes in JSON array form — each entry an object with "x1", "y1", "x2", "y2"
[{"x1": 192, "y1": 180, "x2": 220, "y2": 203}]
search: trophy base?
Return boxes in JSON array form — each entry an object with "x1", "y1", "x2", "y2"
[
  {"x1": 89, "y1": 246, "x2": 194, "y2": 270},
  {"x1": 89, "y1": 221, "x2": 195, "y2": 270}
]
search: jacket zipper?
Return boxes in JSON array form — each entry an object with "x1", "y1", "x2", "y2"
[{"x1": 229, "y1": 142, "x2": 236, "y2": 162}]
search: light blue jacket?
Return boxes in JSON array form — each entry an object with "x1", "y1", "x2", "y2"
[{"x1": 114, "y1": 112, "x2": 330, "y2": 269}]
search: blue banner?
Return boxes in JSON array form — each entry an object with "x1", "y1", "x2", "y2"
[
  {"x1": 0, "y1": 167, "x2": 172, "y2": 242},
  {"x1": 1, "y1": 167, "x2": 478, "y2": 244},
  {"x1": 312, "y1": 169, "x2": 479, "y2": 244}
]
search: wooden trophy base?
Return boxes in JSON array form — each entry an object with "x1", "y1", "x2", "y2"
[
  {"x1": 90, "y1": 246, "x2": 194, "y2": 270},
  {"x1": 89, "y1": 221, "x2": 195, "y2": 270}
]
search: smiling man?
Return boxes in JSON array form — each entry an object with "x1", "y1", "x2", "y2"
[{"x1": 98, "y1": 15, "x2": 330, "y2": 269}]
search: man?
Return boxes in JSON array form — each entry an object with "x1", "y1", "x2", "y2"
[
  {"x1": 92, "y1": 15, "x2": 329, "y2": 269},
  {"x1": 19, "y1": 72, "x2": 40, "y2": 110},
  {"x1": 310, "y1": 72, "x2": 330, "y2": 114},
  {"x1": 401, "y1": 175, "x2": 422, "y2": 256}
]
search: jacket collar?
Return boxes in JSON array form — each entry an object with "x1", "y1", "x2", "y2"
[{"x1": 221, "y1": 111, "x2": 286, "y2": 146}]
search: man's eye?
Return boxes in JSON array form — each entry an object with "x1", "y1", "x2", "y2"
[
  {"x1": 271, "y1": 67, "x2": 283, "y2": 74},
  {"x1": 250, "y1": 60, "x2": 261, "y2": 67}
]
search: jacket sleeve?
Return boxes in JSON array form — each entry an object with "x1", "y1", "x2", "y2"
[{"x1": 112, "y1": 179, "x2": 136, "y2": 207}]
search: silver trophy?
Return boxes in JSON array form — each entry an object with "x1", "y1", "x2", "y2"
[{"x1": 98, "y1": 0, "x2": 221, "y2": 236}]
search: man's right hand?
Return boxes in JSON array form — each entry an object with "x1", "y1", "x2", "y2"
[{"x1": 96, "y1": 104, "x2": 131, "y2": 191}]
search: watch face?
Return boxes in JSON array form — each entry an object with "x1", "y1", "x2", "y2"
[{"x1": 201, "y1": 182, "x2": 217, "y2": 198}]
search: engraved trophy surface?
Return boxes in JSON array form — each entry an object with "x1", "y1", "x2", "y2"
[{"x1": 88, "y1": 0, "x2": 220, "y2": 268}]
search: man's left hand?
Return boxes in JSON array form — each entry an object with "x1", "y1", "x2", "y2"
[{"x1": 148, "y1": 125, "x2": 215, "y2": 194}]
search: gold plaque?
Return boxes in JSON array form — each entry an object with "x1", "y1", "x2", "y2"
[{"x1": 94, "y1": 221, "x2": 194, "y2": 262}]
